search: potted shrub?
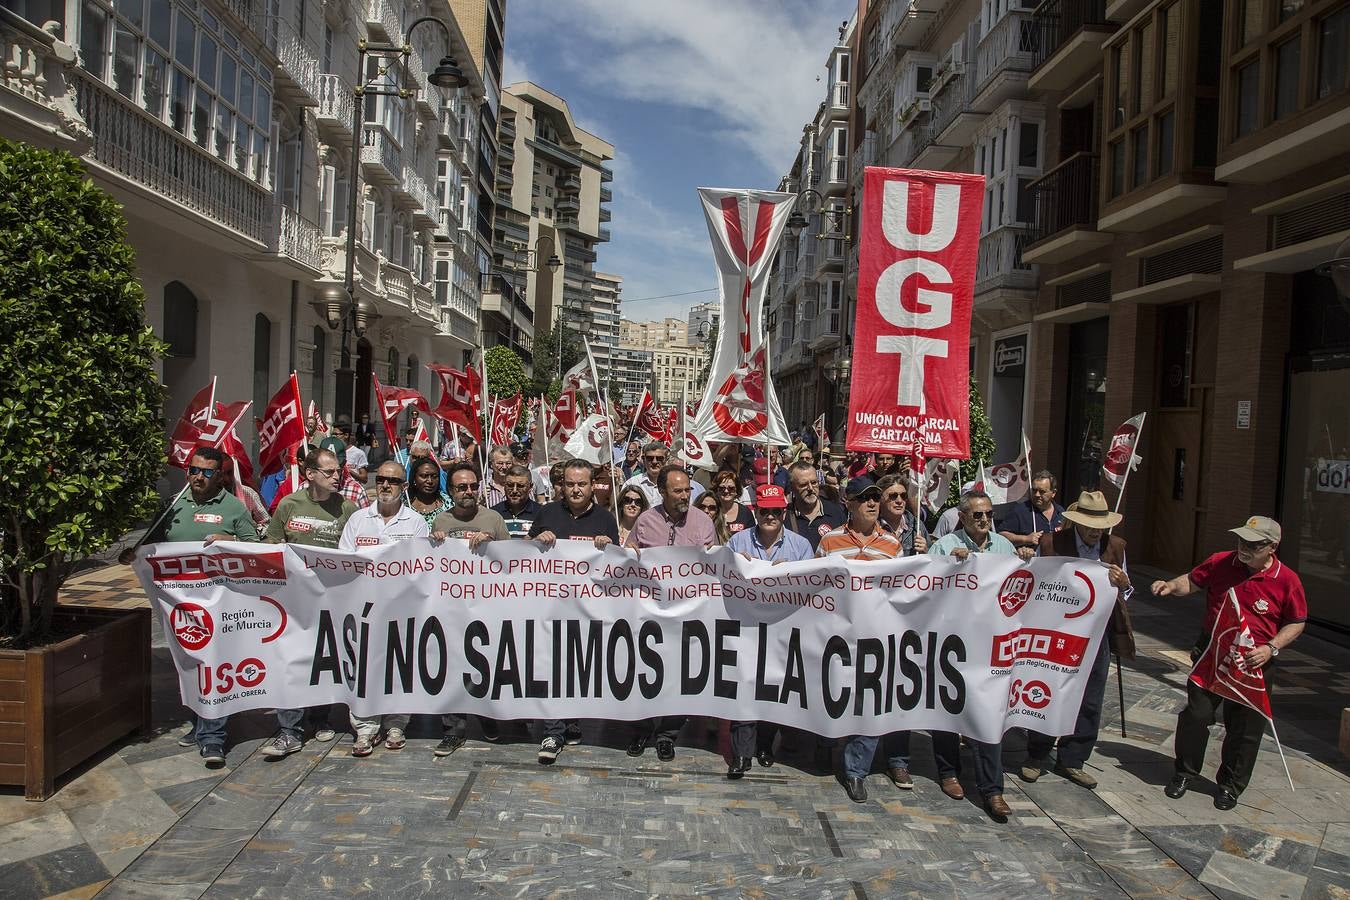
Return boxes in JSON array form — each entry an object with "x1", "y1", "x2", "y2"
[{"x1": 0, "y1": 139, "x2": 165, "y2": 799}]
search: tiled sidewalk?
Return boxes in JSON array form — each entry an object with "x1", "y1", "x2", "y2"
[{"x1": 0, "y1": 564, "x2": 1345, "y2": 898}]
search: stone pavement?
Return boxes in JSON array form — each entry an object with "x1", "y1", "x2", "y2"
[{"x1": 0, "y1": 563, "x2": 1345, "y2": 898}]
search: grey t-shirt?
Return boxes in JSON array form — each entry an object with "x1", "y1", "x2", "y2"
[{"x1": 432, "y1": 506, "x2": 510, "y2": 542}]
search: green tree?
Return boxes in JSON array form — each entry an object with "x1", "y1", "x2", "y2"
[
  {"x1": 946, "y1": 377, "x2": 997, "y2": 510},
  {"x1": 484, "y1": 344, "x2": 526, "y2": 399},
  {"x1": 0, "y1": 140, "x2": 166, "y2": 644},
  {"x1": 528, "y1": 321, "x2": 584, "y2": 401}
]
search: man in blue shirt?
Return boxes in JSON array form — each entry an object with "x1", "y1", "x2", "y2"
[
  {"x1": 998, "y1": 470, "x2": 1065, "y2": 553},
  {"x1": 726, "y1": 484, "x2": 814, "y2": 777}
]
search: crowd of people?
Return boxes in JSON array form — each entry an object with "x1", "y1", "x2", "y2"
[{"x1": 125, "y1": 417, "x2": 1306, "y2": 822}]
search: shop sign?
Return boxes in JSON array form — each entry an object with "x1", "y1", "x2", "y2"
[{"x1": 1316, "y1": 459, "x2": 1350, "y2": 495}]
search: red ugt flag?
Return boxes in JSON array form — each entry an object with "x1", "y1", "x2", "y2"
[
  {"x1": 1103, "y1": 412, "x2": 1147, "y2": 488},
  {"x1": 1189, "y1": 589, "x2": 1274, "y2": 720},
  {"x1": 427, "y1": 364, "x2": 482, "y2": 442},
  {"x1": 633, "y1": 389, "x2": 671, "y2": 444},
  {"x1": 257, "y1": 374, "x2": 306, "y2": 475}
]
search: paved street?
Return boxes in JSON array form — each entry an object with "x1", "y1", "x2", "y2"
[{"x1": 0, "y1": 563, "x2": 1346, "y2": 898}]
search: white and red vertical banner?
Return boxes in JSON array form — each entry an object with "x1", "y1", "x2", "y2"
[
  {"x1": 693, "y1": 188, "x2": 793, "y2": 445},
  {"x1": 846, "y1": 169, "x2": 984, "y2": 458},
  {"x1": 490, "y1": 394, "x2": 523, "y2": 448}
]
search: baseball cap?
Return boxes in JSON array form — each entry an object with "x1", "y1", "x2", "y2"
[
  {"x1": 318, "y1": 437, "x2": 347, "y2": 463},
  {"x1": 1230, "y1": 516, "x2": 1281, "y2": 543},
  {"x1": 845, "y1": 474, "x2": 881, "y2": 500},
  {"x1": 755, "y1": 484, "x2": 788, "y2": 509}
]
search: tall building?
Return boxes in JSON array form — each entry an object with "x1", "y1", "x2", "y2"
[
  {"x1": 587, "y1": 271, "x2": 623, "y2": 387},
  {"x1": 490, "y1": 81, "x2": 613, "y2": 369},
  {"x1": 620, "y1": 316, "x2": 689, "y2": 349},
  {"x1": 611, "y1": 346, "x2": 654, "y2": 406},
  {"x1": 1, "y1": 0, "x2": 485, "y2": 449},
  {"x1": 649, "y1": 345, "x2": 706, "y2": 407},
  {"x1": 687, "y1": 301, "x2": 720, "y2": 346}
]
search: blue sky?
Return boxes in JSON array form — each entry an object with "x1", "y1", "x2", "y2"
[{"x1": 502, "y1": 0, "x2": 857, "y2": 324}]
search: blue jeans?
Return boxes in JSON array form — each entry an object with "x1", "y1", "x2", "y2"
[
  {"x1": 276, "y1": 703, "x2": 337, "y2": 739},
  {"x1": 192, "y1": 713, "x2": 228, "y2": 749},
  {"x1": 843, "y1": 731, "x2": 911, "y2": 778}
]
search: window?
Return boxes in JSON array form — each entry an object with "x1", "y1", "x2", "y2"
[
  {"x1": 1018, "y1": 122, "x2": 1039, "y2": 167},
  {"x1": 1319, "y1": 5, "x2": 1350, "y2": 96},
  {"x1": 1236, "y1": 59, "x2": 1260, "y2": 136},
  {"x1": 387, "y1": 347, "x2": 399, "y2": 385},
  {"x1": 1240, "y1": 0, "x2": 1265, "y2": 45},
  {"x1": 1157, "y1": 109, "x2": 1175, "y2": 176},
  {"x1": 1109, "y1": 139, "x2": 1126, "y2": 197},
  {"x1": 1275, "y1": 36, "x2": 1303, "y2": 118},
  {"x1": 1131, "y1": 127, "x2": 1148, "y2": 186}
]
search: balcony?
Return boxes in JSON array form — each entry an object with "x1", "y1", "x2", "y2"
[
  {"x1": 598, "y1": 206, "x2": 611, "y2": 222},
  {"x1": 809, "y1": 310, "x2": 842, "y2": 351},
  {"x1": 556, "y1": 194, "x2": 580, "y2": 214},
  {"x1": 971, "y1": 11, "x2": 1037, "y2": 112},
  {"x1": 600, "y1": 164, "x2": 614, "y2": 182},
  {"x1": 71, "y1": 71, "x2": 270, "y2": 244},
  {"x1": 598, "y1": 227, "x2": 611, "y2": 242},
  {"x1": 975, "y1": 225, "x2": 1038, "y2": 294},
  {"x1": 266, "y1": 205, "x2": 322, "y2": 274},
  {"x1": 558, "y1": 172, "x2": 582, "y2": 191},
  {"x1": 1022, "y1": 152, "x2": 1114, "y2": 263},
  {"x1": 565, "y1": 240, "x2": 597, "y2": 263},
  {"x1": 411, "y1": 280, "x2": 436, "y2": 322},
  {"x1": 498, "y1": 140, "x2": 514, "y2": 161},
  {"x1": 1029, "y1": 0, "x2": 1114, "y2": 93},
  {"x1": 366, "y1": 0, "x2": 402, "y2": 43},
  {"x1": 779, "y1": 339, "x2": 813, "y2": 373},
  {"x1": 916, "y1": 72, "x2": 986, "y2": 169},
  {"x1": 378, "y1": 260, "x2": 414, "y2": 311},
  {"x1": 556, "y1": 213, "x2": 579, "y2": 230},
  {"x1": 600, "y1": 185, "x2": 613, "y2": 203},
  {"x1": 360, "y1": 127, "x2": 402, "y2": 184},
  {"x1": 400, "y1": 166, "x2": 438, "y2": 226},
  {"x1": 268, "y1": 18, "x2": 321, "y2": 109},
  {"x1": 529, "y1": 135, "x2": 585, "y2": 168},
  {"x1": 316, "y1": 74, "x2": 353, "y2": 139}
]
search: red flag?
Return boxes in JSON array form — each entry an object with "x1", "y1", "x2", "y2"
[
  {"x1": 258, "y1": 373, "x2": 306, "y2": 475},
  {"x1": 1103, "y1": 412, "x2": 1147, "y2": 488},
  {"x1": 1189, "y1": 589, "x2": 1274, "y2": 720},
  {"x1": 373, "y1": 375, "x2": 429, "y2": 451},
  {"x1": 846, "y1": 168, "x2": 984, "y2": 458},
  {"x1": 427, "y1": 364, "x2": 482, "y2": 442},
  {"x1": 633, "y1": 389, "x2": 671, "y2": 443},
  {"x1": 552, "y1": 387, "x2": 580, "y2": 433},
  {"x1": 814, "y1": 413, "x2": 828, "y2": 446},
  {"x1": 490, "y1": 394, "x2": 523, "y2": 447},
  {"x1": 215, "y1": 401, "x2": 255, "y2": 493},
  {"x1": 168, "y1": 380, "x2": 217, "y2": 469},
  {"x1": 306, "y1": 400, "x2": 329, "y2": 436}
]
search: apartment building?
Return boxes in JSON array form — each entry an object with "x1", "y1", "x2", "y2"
[
  {"x1": 1, "y1": 0, "x2": 486, "y2": 451},
  {"x1": 620, "y1": 316, "x2": 689, "y2": 349},
  {"x1": 489, "y1": 81, "x2": 613, "y2": 370},
  {"x1": 586, "y1": 271, "x2": 623, "y2": 386},
  {"x1": 649, "y1": 345, "x2": 706, "y2": 407},
  {"x1": 610, "y1": 346, "x2": 654, "y2": 406},
  {"x1": 766, "y1": 20, "x2": 855, "y2": 441},
  {"x1": 687, "y1": 300, "x2": 720, "y2": 346}
]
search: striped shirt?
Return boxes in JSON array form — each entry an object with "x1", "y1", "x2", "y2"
[{"x1": 815, "y1": 524, "x2": 901, "y2": 561}]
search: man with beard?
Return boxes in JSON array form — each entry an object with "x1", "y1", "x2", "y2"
[
  {"x1": 784, "y1": 461, "x2": 846, "y2": 552},
  {"x1": 339, "y1": 461, "x2": 428, "y2": 756},
  {"x1": 528, "y1": 458, "x2": 620, "y2": 764}
]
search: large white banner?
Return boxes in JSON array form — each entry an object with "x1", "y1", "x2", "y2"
[
  {"x1": 133, "y1": 541, "x2": 1114, "y2": 742},
  {"x1": 693, "y1": 188, "x2": 793, "y2": 445}
]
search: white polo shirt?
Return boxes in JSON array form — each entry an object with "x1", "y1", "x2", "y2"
[{"x1": 338, "y1": 503, "x2": 429, "y2": 550}]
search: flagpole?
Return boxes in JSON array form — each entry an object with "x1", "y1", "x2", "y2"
[
  {"x1": 1268, "y1": 719, "x2": 1296, "y2": 792},
  {"x1": 1115, "y1": 654, "x2": 1128, "y2": 738},
  {"x1": 126, "y1": 482, "x2": 192, "y2": 555}
]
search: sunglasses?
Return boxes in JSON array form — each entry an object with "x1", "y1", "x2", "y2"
[
  {"x1": 967, "y1": 510, "x2": 994, "y2": 521},
  {"x1": 1237, "y1": 538, "x2": 1272, "y2": 551},
  {"x1": 374, "y1": 475, "x2": 405, "y2": 485},
  {"x1": 188, "y1": 466, "x2": 219, "y2": 478},
  {"x1": 850, "y1": 492, "x2": 882, "y2": 502},
  {"x1": 883, "y1": 491, "x2": 908, "y2": 501},
  {"x1": 313, "y1": 467, "x2": 340, "y2": 477},
  {"x1": 451, "y1": 482, "x2": 480, "y2": 492},
  {"x1": 643, "y1": 455, "x2": 666, "y2": 463},
  {"x1": 621, "y1": 497, "x2": 644, "y2": 506}
]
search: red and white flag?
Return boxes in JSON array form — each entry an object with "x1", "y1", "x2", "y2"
[
  {"x1": 813, "y1": 413, "x2": 828, "y2": 446},
  {"x1": 693, "y1": 188, "x2": 793, "y2": 444},
  {"x1": 846, "y1": 169, "x2": 984, "y2": 458},
  {"x1": 985, "y1": 432, "x2": 1032, "y2": 504},
  {"x1": 167, "y1": 380, "x2": 218, "y2": 469},
  {"x1": 678, "y1": 384, "x2": 717, "y2": 472},
  {"x1": 427, "y1": 364, "x2": 483, "y2": 442},
  {"x1": 562, "y1": 413, "x2": 612, "y2": 465},
  {"x1": 633, "y1": 389, "x2": 672, "y2": 444},
  {"x1": 490, "y1": 394, "x2": 523, "y2": 447},
  {"x1": 373, "y1": 376, "x2": 429, "y2": 451},
  {"x1": 257, "y1": 373, "x2": 306, "y2": 475},
  {"x1": 305, "y1": 400, "x2": 329, "y2": 436},
  {"x1": 1102, "y1": 412, "x2": 1147, "y2": 488},
  {"x1": 215, "y1": 401, "x2": 255, "y2": 494},
  {"x1": 560, "y1": 358, "x2": 595, "y2": 399},
  {"x1": 922, "y1": 458, "x2": 960, "y2": 513},
  {"x1": 1189, "y1": 589, "x2": 1274, "y2": 720}
]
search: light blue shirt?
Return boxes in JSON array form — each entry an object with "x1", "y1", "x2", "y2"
[
  {"x1": 930, "y1": 528, "x2": 1017, "y2": 557},
  {"x1": 728, "y1": 525, "x2": 814, "y2": 562}
]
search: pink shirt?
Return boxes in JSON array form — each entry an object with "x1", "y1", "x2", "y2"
[{"x1": 625, "y1": 505, "x2": 716, "y2": 549}]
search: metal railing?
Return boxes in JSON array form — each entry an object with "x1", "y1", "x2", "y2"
[
  {"x1": 316, "y1": 74, "x2": 353, "y2": 131},
  {"x1": 270, "y1": 204, "x2": 322, "y2": 271},
  {"x1": 361, "y1": 126, "x2": 402, "y2": 181},
  {"x1": 976, "y1": 225, "x2": 1036, "y2": 287},
  {"x1": 1031, "y1": 0, "x2": 1109, "y2": 70},
  {"x1": 1028, "y1": 152, "x2": 1099, "y2": 244},
  {"x1": 831, "y1": 81, "x2": 850, "y2": 108},
  {"x1": 72, "y1": 71, "x2": 270, "y2": 243},
  {"x1": 366, "y1": 0, "x2": 402, "y2": 42},
  {"x1": 271, "y1": 18, "x2": 321, "y2": 106},
  {"x1": 975, "y1": 11, "x2": 1038, "y2": 96}
]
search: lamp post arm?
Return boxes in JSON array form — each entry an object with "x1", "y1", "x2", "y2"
[{"x1": 404, "y1": 16, "x2": 451, "y2": 47}]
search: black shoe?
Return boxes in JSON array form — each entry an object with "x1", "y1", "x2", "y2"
[
  {"x1": 727, "y1": 756, "x2": 751, "y2": 779},
  {"x1": 1164, "y1": 774, "x2": 1189, "y2": 799},
  {"x1": 564, "y1": 722, "x2": 583, "y2": 745},
  {"x1": 844, "y1": 776, "x2": 868, "y2": 803},
  {"x1": 756, "y1": 750, "x2": 775, "y2": 768},
  {"x1": 480, "y1": 719, "x2": 500, "y2": 742},
  {"x1": 200, "y1": 745, "x2": 226, "y2": 768},
  {"x1": 626, "y1": 735, "x2": 648, "y2": 757},
  {"x1": 434, "y1": 735, "x2": 465, "y2": 757},
  {"x1": 1213, "y1": 786, "x2": 1239, "y2": 810},
  {"x1": 656, "y1": 738, "x2": 675, "y2": 762}
]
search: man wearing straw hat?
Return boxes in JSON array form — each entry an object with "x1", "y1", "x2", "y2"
[
  {"x1": 1021, "y1": 491, "x2": 1132, "y2": 789},
  {"x1": 1151, "y1": 515, "x2": 1307, "y2": 810}
]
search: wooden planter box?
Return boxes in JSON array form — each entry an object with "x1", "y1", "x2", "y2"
[{"x1": 0, "y1": 605, "x2": 152, "y2": 800}]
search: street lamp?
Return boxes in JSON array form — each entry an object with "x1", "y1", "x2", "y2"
[
  {"x1": 786, "y1": 187, "x2": 851, "y2": 240},
  {"x1": 330, "y1": 17, "x2": 467, "y2": 415},
  {"x1": 1316, "y1": 235, "x2": 1350, "y2": 304}
]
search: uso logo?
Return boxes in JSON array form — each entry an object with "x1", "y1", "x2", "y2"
[
  {"x1": 149, "y1": 550, "x2": 287, "y2": 583},
  {"x1": 997, "y1": 569, "x2": 1035, "y2": 616},
  {"x1": 170, "y1": 602, "x2": 214, "y2": 651},
  {"x1": 1008, "y1": 678, "x2": 1053, "y2": 710},
  {"x1": 198, "y1": 658, "x2": 267, "y2": 696}
]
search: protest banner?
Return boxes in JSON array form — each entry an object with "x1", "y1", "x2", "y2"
[{"x1": 134, "y1": 541, "x2": 1113, "y2": 742}]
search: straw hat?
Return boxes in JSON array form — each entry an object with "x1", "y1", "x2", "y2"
[{"x1": 1061, "y1": 490, "x2": 1123, "y2": 529}]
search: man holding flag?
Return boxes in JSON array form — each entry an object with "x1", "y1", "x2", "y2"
[{"x1": 1151, "y1": 516, "x2": 1307, "y2": 809}]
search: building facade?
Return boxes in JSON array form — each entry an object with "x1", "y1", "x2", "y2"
[
  {"x1": 2, "y1": 0, "x2": 487, "y2": 455},
  {"x1": 649, "y1": 345, "x2": 706, "y2": 407},
  {"x1": 620, "y1": 316, "x2": 689, "y2": 350},
  {"x1": 687, "y1": 300, "x2": 720, "y2": 346},
  {"x1": 610, "y1": 346, "x2": 654, "y2": 406}
]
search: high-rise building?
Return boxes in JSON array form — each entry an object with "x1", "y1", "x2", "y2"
[
  {"x1": 620, "y1": 317, "x2": 689, "y2": 350},
  {"x1": 649, "y1": 346, "x2": 706, "y2": 407},
  {"x1": 490, "y1": 81, "x2": 613, "y2": 370},
  {"x1": 687, "y1": 301, "x2": 720, "y2": 346},
  {"x1": 1, "y1": 0, "x2": 485, "y2": 450},
  {"x1": 610, "y1": 346, "x2": 654, "y2": 406},
  {"x1": 587, "y1": 271, "x2": 623, "y2": 387}
]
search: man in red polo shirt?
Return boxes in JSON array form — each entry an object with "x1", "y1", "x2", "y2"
[{"x1": 1151, "y1": 516, "x2": 1307, "y2": 810}]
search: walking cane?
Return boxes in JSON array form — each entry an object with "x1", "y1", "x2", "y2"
[{"x1": 1115, "y1": 652, "x2": 1127, "y2": 738}]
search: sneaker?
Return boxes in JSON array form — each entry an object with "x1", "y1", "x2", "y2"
[
  {"x1": 1020, "y1": 760, "x2": 1048, "y2": 783},
  {"x1": 886, "y1": 767, "x2": 914, "y2": 790},
  {"x1": 384, "y1": 728, "x2": 406, "y2": 750},
  {"x1": 480, "y1": 719, "x2": 500, "y2": 742},
  {"x1": 177, "y1": 727, "x2": 198, "y2": 748},
  {"x1": 538, "y1": 736, "x2": 563, "y2": 765},
  {"x1": 564, "y1": 722, "x2": 583, "y2": 745},
  {"x1": 313, "y1": 727, "x2": 337, "y2": 742},
  {"x1": 656, "y1": 738, "x2": 675, "y2": 762},
  {"x1": 434, "y1": 735, "x2": 465, "y2": 757},
  {"x1": 1054, "y1": 764, "x2": 1097, "y2": 789},
  {"x1": 200, "y1": 745, "x2": 226, "y2": 768},
  {"x1": 260, "y1": 733, "x2": 302, "y2": 758},
  {"x1": 351, "y1": 736, "x2": 375, "y2": 757}
]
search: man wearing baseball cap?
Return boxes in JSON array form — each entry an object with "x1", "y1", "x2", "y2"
[
  {"x1": 1152, "y1": 515, "x2": 1307, "y2": 810},
  {"x1": 319, "y1": 436, "x2": 371, "y2": 509},
  {"x1": 725, "y1": 484, "x2": 815, "y2": 777}
]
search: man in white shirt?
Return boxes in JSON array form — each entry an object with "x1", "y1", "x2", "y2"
[
  {"x1": 338, "y1": 460, "x2": 428, "y2": 756},
  {"x1": 623, "y1": 440, "x2": 704, "y2": 506}
]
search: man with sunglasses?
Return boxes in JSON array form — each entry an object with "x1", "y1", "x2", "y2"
[
  {"x1": 928, "y1": 490, "x2": 1034, "y2": 822},
  {"x1": 338, "y1": 461, "x2": 428, "y2": 757},
  {"x1": 122, "y1": 446, "x2": 259, "y2": 767},
  {"x1": 725, "y1": 484, "x2": 814, "y2": 777},
  {"x1": 1152, "y1": 516, "x2": 1307, "y2": 810},
  {"x1": 262, "y1": 447, "x2": 360, "y2": 758},
  {"x1": 528, "y1": 458, "x2": 621, "y2": 764},
  {"x1": 430, "y1": 462, "x2": 509, "y2": 754},
  {"x1": 623, "y1": 440, "x2": 705, "y2": 508}
]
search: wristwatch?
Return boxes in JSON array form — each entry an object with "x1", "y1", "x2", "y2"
[{"x1": 1266, "y1": 642, "x2": 1280, "y2": 657}]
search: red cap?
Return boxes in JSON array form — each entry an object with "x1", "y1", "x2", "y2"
[
  {"x1": 752, "y1": 458, "x2": 768, "y2": 475},
  {"x1": 755, "y1": 484, "x2": 788, "y2": 509}
]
